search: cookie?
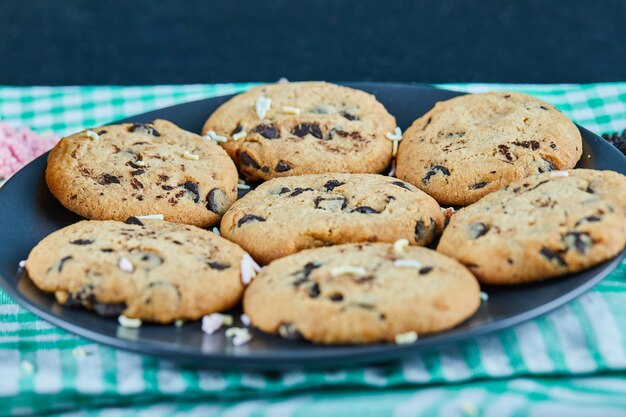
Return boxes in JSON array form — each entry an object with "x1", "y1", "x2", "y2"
[
  {"x1": 243, "y1": 243, "x2": 480, "y2": 344},
  {"x1": 202, "y1": 82, "x2": 396, "y2": 181},
  {"x1": 220, "y1": 174, "x2": 445, "y2": 264},
  {"x1": 437, "y1": 169, "x2": 626, "y2": 285},
  {"x1": 396, "y1": 91, "x2": 583, "y2": 206},
  {"x1": 46, "y1": 119, "x2": 238, "y2": 228},
  {"x1": 25, "y1": 219, "x2": 247, "y2": 323}
]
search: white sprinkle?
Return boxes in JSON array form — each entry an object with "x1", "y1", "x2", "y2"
[
  {"x1": 461, "y1": 401, "x2": 478, "y2": 417},
  {"x1": 86, "y1": 130, "x2": 99, "y2": 141},
  {"x1": 225, "y1": 327, "x2": 252, "y2": 346},
  {"x1": 387, "y1": 159, "x2": 396, "y2": 177},
  {"x1": 256, "y1": 96, "x2": 272, "y2": 120},
  {"x1": 18, "y1": 260, "x2": 26, "y2": 268},
  {"x1": 202, "y1": 313, "x2": 225, "y2": 335},
  {"x1": 135, "y1": 214, "x2": 164, "y2": 221},
  {"x1": 205, "y1": 130, "x2": 228, "y2": 143},
  {"x1": 330, "y1": 266, "x2": 368, "y2": 278},
  {"x1": 222, "y1": 314, "x2": 234, "y2": 326},
  {"x1": 395, "y1": 331, "x2": 418, "y2": 345},
  {"x1": 241, "y1": 253, "x2": 261, "y2": 285},
  {"x1": 118, "y1": 315, "x2": 142, "y2": 329},
  {"x1": 133, "y1": 160, "x2": 146, "y2": 167},
  {"x1": 240, "y1": 314, "x2": 251, "y2": 327},
  {"x1": 441, "y1": 207, "x2": 456, "y2": 215},
  {"x1": 212, "y1": 227, "x2": 221, "y2": 236},
  {"x1": 174, "y1": 320, "x2": 184, "y2": 328},
  {"x1": 386, "y1": 127, "x2": 403, "y2": 157},
  {"x1": 232, "y1": 129, "x2": 247, "y2": 140},
  {"x1": 20, "y1": 360, "x2": 35, "y2": 374},
  {"x1": 393, "y1": 239, "x2": 410, "y2": 256},
  {"x1": 480, "y1": 291, "x2": 489, "y2": 301},
  {"x1": 118, "y1": 257, "x2": 134, "y2": 273},
  {"x1": 550, "y1": 171, "x2": 569, "y2": 177},
  {"x1": 72, "y1": 347, "x2": 87, "y2": 358},
  {"x1": 282, "y1": 106, "x2": 301, "y2": 115},
  {"x1": 237, "y1": 183, "x2": 251, "y2": 190},
  {"x1": 277, "y1": 77, "x2": 289, "y2": 83},
  {"x1": 181, "y1": 150, "x2": 200, "y2": 160},
  {"x1": 394, "y1": 259, "x2": 423, "y2": 269}
]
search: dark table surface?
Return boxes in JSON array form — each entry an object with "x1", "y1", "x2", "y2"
[{"x1": 0, "y1": 0, "x2": 625, "y2": 85}]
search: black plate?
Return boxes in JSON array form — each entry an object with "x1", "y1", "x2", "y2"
[{"x1": 1, "y1": 83, "x2": 625, "y2": 371}]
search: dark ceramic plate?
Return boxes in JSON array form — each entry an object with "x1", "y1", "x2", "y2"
[{"x1": 0, "y1": 83, "x2": 625, "y2": 371}]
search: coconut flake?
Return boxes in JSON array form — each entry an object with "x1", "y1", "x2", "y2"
[
  {"x1": 386, "y1": 127, "x2": 403, "y2": 156},
  {"x1": 282, "y1": 106, "x2": 301, "y2": 115},
  {"x1": 395, "y1": 331, "x2": 418, "y2": 345},
  {"x1": 394, "y1": 259, "x2": 423, "y2": 269},
  {"x1": 202, "y1": 314, "x2": 225, "y2": 335},
  {"x1": 86, "y1": 130, "x2": 99, "y2": 141},
  {"x1": 241, "y1": 253, "x2": 261, "y2": 285},
  {"x1": 393, "y1": 239, "x2": 410, "y2": 256},
  {"x1": 550, "y1": 171, "x2": 569, "y2": 177},
  {"x1": 136, "y1": 214, "x2": 164, "y2": 221},
  {"x1": 174, "y1": 320, "x2": 184, "y2": 328},
  {"x1": 133, "y1": 160, "x2": 146, "y2": 167},
  {"x1": 256, "y1": 96, "x2": 272, "y2": 120},
  {"x1": 330, "y1": 265, "x2": 368, "y2": 278},
  {"x1": 240, "y1": 314, "x2": 251, "y2": 327},
  {"x1": 205, "y1": 130, "x2": 227, "y2": 143},
  {"x1": 181, "y1": 150, "x2": 200, "y2": 160},
  {"x1": 480, "y1": 291, "x2": 489, "y2": 301},
  {"x1": 212, "y1": 227, "x2": 221, "y2": 236},
  {"x1": 118, "y1": 315, "x2": 142, "y2": 328},
  {"x1": 18, "y1": 260, "x2": 26, "y2": 268},
  {"x1": 118, "y1": 257, "x2": 134, "y2": 273},
  {"x1": 225, "y1": 327, "x2": 252, "y2": 346}
]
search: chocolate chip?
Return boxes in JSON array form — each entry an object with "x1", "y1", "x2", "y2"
[
  {"x1": 126, "y1": 161, "x2": 142, "y2": 169},
  {"x1": 231, "y1": 124, "x2": 243, "y2": 135},
  {"x1": 290, "y1": 187, "x2": 314, "y2": 197},
  {"x1": 563, "y1": 232, "x2": 592, "y2": 254},
  {"x1": 415, "y1": 218, "x2": 436, "y2": 243},
  {"x1": 540, "y1": 247, "x2": 567, "y2": 267},
  {"x1": 125, "y1": 217, "x2": 144, "y2": 226},
  {"x1": 470, "y1": 181, "x2": 490, "y2": 190},
  {"x1": 70, "y1": 239, "x2": 94, "y2": 245},
  {"x1": 93, "y1": 302, "x2": 127, "y2": 317},
  {"x1": 159, "y1": 175, "x2": 170, "y2": 181},
  {"x1": 550, "y1": 143, "x2": 557, "y2": 149},
  {"x1": 469, "y1": 222, "x2": 489, "y2": 239},
  {"x1": 261, "y1": 166, "x2": 270, "y2": 173},
  {"x1": 323, "y1": 180, "x2": 344, "y2": 192},
  {"x1": 279, "y1": 187, "x2": 290, "y2": 195},
  {"x1": 392, "y1": 181, "x2": 412, "y2": 191},
  {"x1": 537, "y1": 159, "x2": 555, "y2": 173},
  {"x1": 352, "y1": 206, "x2": 379, "y2": 214},
  {"x1": 340, "y1": 111, "x2": 359, "y2": 121},
  {"x1": 308, "y1": 282, "x2": 321, "y2": 298},
  {"x1": 252, "y1": 124, "x2": 279, "y2": 139},
  {"x1": 419, "y1": 266, "x2": 433, "y2": 275},
  {"x1": 291, "y1": 123, "x2": 322, "y2": 139},
  {"x1": 129, "y1": 123, "x2": 160, "y2": 136},
  {"x1": 57, "y1": 255, "x2": 73, "y2": 272},
  {"x1": 182, "y1": 181, "x2": 200, "y2": 203},
  {"x1": 130, "y1": 178, "x2": 144, "y2": 190},
  {"x1": 292, "y1": 262, "x2": 320, "y2": 287},
  {"x1": 131, "y1": 169, "x2": 145, "y2": 176},
  {"x1": 422, "y1": 165, "x2": 450, "y2": 185},
  {"x1": 314, "y1": 196, "x2": 347, "y2": 211},
  {"x1": 275, "y1": 161, "x2": 292, "y2": 172},
  {"x1": 498, "y1": 144, "x2": 514, "y2": 161},
  {"x1": 237, "y1": 214, "x2": 266, "y2": 227},
  {"x1": 206, "y1": 188, "x2": 229, "y2": 215},
  {"x1": 240, "y1": 152, "x2": 261, "y2": 169},
  {"x1": 329, "y1": 293, "x2": 344, "y2": 302},
  {"x1": 162, "y1": 185, "x2": 174, "y2": 190},
  {"x1": 353, "y1": 303, "x2": 375, "y2": 310},
  {"x1": 504, "y1": 94, "x2": 511, "y2": 98},
  {"x1": 278, "y1": 323, "x2": 303, "y2": 341},
  {"x1": 98, "y1": 130, "x2": 108, "y2": 135},
  {"x1": 575, "y1": 215, "x2": 601, "y2": 226},
  {"x1": 101, "y1": 248, "x2": 114, "y2": 253},
  {"x1": 586, "y1": 185, "x2": 595, "y2": 194},
  {"x1": 540, "y1": 105, "x2": 549, "y2": 110},
  {"x1": 512, "y1": 140, "x2": 540, "y2": 150},
  {"x1": 99, "y1": 173, "x2": 120, "y2": 185},
  {"x1": 205, "y1": 260, "x2": 230, "y2": 270}
]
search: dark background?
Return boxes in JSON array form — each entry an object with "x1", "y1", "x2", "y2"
[{"x1": 1, "y1": 0, "x2": 625, "y2": 85}]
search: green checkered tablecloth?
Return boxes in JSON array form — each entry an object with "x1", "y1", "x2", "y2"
[{"x1": 1, "y1": 83, "x2": 625, "y2": 417}]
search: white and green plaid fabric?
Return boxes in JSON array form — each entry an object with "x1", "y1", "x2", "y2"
[{"x1": 0, "y1": 83, "x2": 625, "y2": 417}]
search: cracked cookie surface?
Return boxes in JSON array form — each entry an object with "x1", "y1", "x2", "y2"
[
  {"x1": 202, "y1": 82, "x2": 396, "y2": 180},
  {"x1": 437, "y1": 169, "x2": 626, "y2": 284},
  {"x1": 396, "y1": 91, "x2": 583, "y2": 206},
  {"x1": 220, "y1": 174, "x2": 444, "y2": 264},
  {"x1": 46, "y1": 119, "x2": 238, "y2": 227},
  {"x1": 25, "y1": 219, "x2": 246, "y2": 322},
  {"x1": 243, "y1": 242, "x2": 480, "y2": 344}
]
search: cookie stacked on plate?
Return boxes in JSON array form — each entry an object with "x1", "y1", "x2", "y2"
[{"x1": 27, "y1": 81, "x2": 626, "y2": 345}]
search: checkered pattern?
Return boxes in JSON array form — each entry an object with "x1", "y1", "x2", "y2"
[{"x1": 0, "y1": 83, "x2": 625, "y2": 417}]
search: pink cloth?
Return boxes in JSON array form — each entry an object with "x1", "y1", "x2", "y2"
[{"x1": 0, "y1": 122, "x2": 59, "y2": 180}]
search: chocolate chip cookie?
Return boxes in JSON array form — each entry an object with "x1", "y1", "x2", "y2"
[
  {"x1": 220, "y1": 174, "x2": 444, "y2": 264},
  {"x1": 25, "y1": 219, "x2": 247, "y2": 323},
  {"x1": 438, "y1": 169, "x2": 626, "y2": 284},
  {"x1": 243, "y1": 243, "x2": 480, "y2": 344},
  {"x1": 46, "y1": 120, "x2": 238, "y2": 227},
  {"x1": 396, "y1": 92, "x2": 583, "y2": 206},
  {"x1": 202, "y1": 82, "x2": 396, "y2": 180}
]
